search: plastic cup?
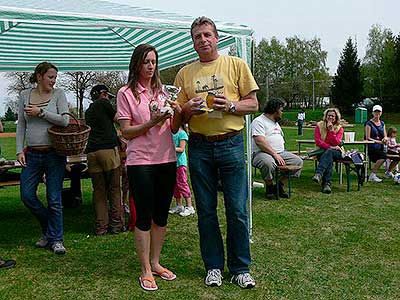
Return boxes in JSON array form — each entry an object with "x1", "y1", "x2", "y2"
[
  {"x1": 206, "y1": 92, "x2": 216, "y2": 109},
  {"x1": 344, "y1": 132, "x2": 355, "y2": 142}
]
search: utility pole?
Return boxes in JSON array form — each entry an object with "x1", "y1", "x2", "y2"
[
  {"x1": 312, "y1": 73, "x2": 315, "y2": 111},
  {"x1": 266, "y1": 76, "x2": 269, "y2": 103}
]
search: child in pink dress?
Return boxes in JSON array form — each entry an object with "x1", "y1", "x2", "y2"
[
  {"x1": 384, "y1": 127, "x2": 400, "y2": 176},
  {"x1": 169, "y1": 125, "x2": 194, "y2": 217}
]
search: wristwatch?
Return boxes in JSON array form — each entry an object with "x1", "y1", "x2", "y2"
[
  {"x1": 228, "y1": 102, "x2": 236, "y2": 113},
  {"x1": 38, "y1": 108, "x2": 45, "y2": 118}
]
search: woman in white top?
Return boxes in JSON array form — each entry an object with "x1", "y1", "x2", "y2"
[{"x1": 16, "y1": 62, "x2": 69, "y2": 255}]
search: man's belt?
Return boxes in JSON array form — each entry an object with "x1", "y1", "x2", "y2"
[{"x1": 189, "y1": 130, "x2": 242, "y2": 143}]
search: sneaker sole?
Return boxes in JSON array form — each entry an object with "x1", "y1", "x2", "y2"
[
  {"x1": 243, "y1": 283, "x2": 255, "y2": 289},
  {"x1": 206, "y1": 282, "x2": 222, "y2": 287}
]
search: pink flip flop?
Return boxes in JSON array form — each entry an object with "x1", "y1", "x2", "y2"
[
  {"x1": 138, "y1": 276, "x2": 158, "y2": 291},
  {"x1": 152, "y1": 268, "x2": 177, "y2": 281}
]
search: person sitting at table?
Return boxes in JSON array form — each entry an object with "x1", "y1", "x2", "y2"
[
  {"x1": 385, "y1": 126, "x2": 400, "y2": 174},
  {"x1": 365, "y1": 105, "x2": 399, "y2": 181},
  {"x1": 311, "y1": 107, "x2": 344, "y2": 194},
  {"x1": 252, "y1": 99, "x2": 303, "y2": 199},
  {"x1": 16, "y1": 62, "x2": 69, "y2": 254}
]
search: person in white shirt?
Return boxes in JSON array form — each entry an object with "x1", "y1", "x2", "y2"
[
  {"x1": 252, "y1": 99, "x2": 303, "y2": 199},
  {"x1": 297, "y1": 108, "x2": 306, "y2": 136}
]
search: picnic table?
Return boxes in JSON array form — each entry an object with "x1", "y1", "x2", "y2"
[
  {"x1": 0, "y1": 154, "x2": 88, "y2": 187},
  {"x1": 296, "y1": 139, "x2": 375, "y2": 184}
]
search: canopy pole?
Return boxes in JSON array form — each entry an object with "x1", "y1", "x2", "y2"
[{"x1": 237, "y1": 36, "x2": 254, "y2": 243}]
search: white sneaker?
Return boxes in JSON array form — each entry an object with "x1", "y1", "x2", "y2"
[
  {"x1": 384, "y1": 171, "x2": 394, "y2": 179},
  {"x1": 169, "y1": 205, "x2": 184, "y2": 214},
  {"x1": 205, "y1": 269, "x2": 223, "y2": 287},
  {"x1": 230, "y1": 272, "x2": 256, "y2": 289},
  {"x1": 368, "y1": 173, "x2": 382, "y2": 182},
  {"x1": 179, "y1": 206, "x2": 195, "y2": 217},
  {"x1": 51, "y1": 241, "x2": 66, "y2": 255}
]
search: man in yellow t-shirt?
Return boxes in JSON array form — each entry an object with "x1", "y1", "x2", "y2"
[{"x1": 174, "y1": 16, "x2": 259, "y2": 289}]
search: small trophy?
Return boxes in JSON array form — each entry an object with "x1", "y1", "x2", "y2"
[{"x1": 160, "y1": 85, "x2": 181, "y2": 115}]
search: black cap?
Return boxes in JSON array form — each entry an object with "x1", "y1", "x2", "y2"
[{"x1": 90, "y1": 84, "x2": 115, "y2": 100}]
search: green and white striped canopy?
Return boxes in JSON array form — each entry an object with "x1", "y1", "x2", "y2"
[{"x1": 0, "y1": 0, "x2": 254, "y2": 72}]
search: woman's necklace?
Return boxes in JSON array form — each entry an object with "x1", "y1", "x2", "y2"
[{"x1": 31, "y1": 88, "x2": 52, "y2": 105}]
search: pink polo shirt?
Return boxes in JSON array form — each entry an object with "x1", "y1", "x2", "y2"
[
  {"x1": 314, "y1": 125, "x2": 344, "y2": 149},
  {"x1": 117, "y1": 84, "x2": 176, "y2": 166}
]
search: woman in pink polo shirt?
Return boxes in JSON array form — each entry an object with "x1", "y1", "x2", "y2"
[{"x1": 117, "y1": 44, "x2": 180, "y2": 291}]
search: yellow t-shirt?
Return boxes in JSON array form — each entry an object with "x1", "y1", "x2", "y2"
[{"x1": 174, "y1": 55, "x2": 259, "y2": 136}]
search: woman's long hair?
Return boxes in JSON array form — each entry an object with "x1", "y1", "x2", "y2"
[
  {"x1": 317, "y1": 107, "x2": 342, "y2": 140},
  {"x1": 387, "y1": 126, "x2": 397, "y2": 138},
  {"x1": 126, "y1": 44, "x2": 162, "y2": 103}
]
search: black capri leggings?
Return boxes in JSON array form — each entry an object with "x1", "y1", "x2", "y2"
[{"x1": 127, "y1": 162, "x2": 176, "y2": 231}]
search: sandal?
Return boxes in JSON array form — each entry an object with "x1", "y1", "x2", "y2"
[
  {"x1": 152, "y1": 267, "x2": 176, "y2": 281},
  {"x1": 138, "y1": 276, "x2": 158, "y2": 291},
  {"x1": 0, "y1": 257, "x2": 16, "y2": 269}
]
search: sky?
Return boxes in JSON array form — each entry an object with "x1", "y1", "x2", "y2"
[{"x1": 1, "y1": 0, "x2": 399, "y2": 116}]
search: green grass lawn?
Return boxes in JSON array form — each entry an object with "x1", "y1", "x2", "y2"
[{"x1": 0, "y1": 126, "x2": 399, "y2": 300}]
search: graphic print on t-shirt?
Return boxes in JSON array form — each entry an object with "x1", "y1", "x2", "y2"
[
  {"x1": 194, "y1": 74, "x2": 224, "y2": 94},
  {"x1": 194, "y1": 74, "x2": 225, "y2": 119}
]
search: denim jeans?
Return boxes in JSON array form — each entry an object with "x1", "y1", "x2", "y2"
[
  {"x1": 297, "y1": 120, "x2": 303, "y2": 135},
  {"x1": 316, "y1": 148, "x2": 342, "y2": 183},
  {"x1": 188, "y1": 133, "x2": 251, "y2": 275},
  {"x1": 20, "y1": 149, "x2": 66, "y2": 244}
]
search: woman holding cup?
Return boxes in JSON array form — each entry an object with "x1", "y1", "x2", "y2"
[{"x1": 117, "y1": 44, "x2": 181, "y2": 291}]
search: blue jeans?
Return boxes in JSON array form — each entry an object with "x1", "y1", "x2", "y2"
[
  {"x1": 188, "y1": 133, "x2": 250, "y2": 275},
  {"x1": 316, "y1": 148, "x2": 342, "y2": 183},
  {"x1": 20, "y1": 149, "x2": 66, "y2": 244},
  {"x1": 297, "y1": 120, "x2": 303, "y2": 135}
]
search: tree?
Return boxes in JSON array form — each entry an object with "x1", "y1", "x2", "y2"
[
  {"x1": 59, "y1": 72, "x2": 97, "y2": 118},
  {"x1": 380, "y1": 34, "x2": 400, "y2": 110},
  {"x1": 254, "y1": 36, "x2": 330, "y2": 109},
  {"x1": 361, "y1": 24, "x2": 393, "y2": 99},
  {"x1": 4, "y1": 107, "x2": 16, "y2": 121},
  {"x1": 331, "y1": 38, "x2": 362, "y2": 114},
  {"x1": 5, "y1": 72, "x2": 32, "y2": 97},
  {"x1": 92, "y1": 71, "x2": 127, "y2": 96},
  {"x1": 160, "y1": 65, "x2": 184, "y2": 85},
  {"x1": 4, "y1": 97, "x2": 18, "y2": 114}
]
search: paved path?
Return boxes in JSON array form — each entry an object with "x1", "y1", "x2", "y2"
[{"x1": 0, "y1": 132, "x2": 16, "y2": 138}]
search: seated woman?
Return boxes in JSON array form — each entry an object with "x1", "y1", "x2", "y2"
[
  {"x1": 365, "y1": 105, "x2": 399, "y2": 181},
  {"x1": 312, "y1": 108, "x2": 344, "y2": 194}
]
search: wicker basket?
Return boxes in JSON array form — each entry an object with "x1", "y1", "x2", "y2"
[{"x1": 48, "y1": 112, "x2": 91, "y2": 156}]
